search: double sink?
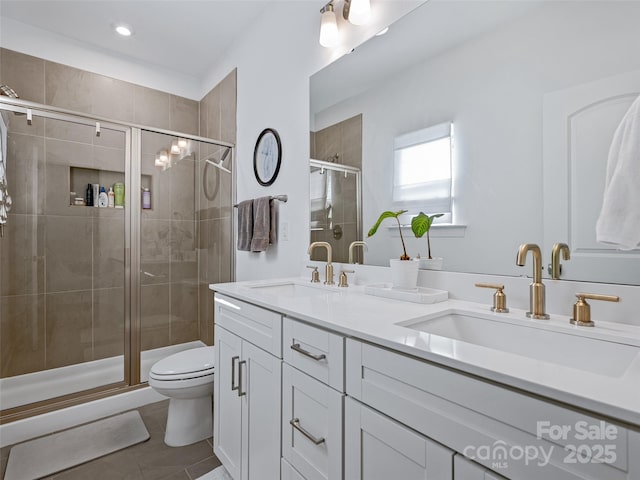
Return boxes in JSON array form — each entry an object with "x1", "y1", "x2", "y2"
[{"x1": 244, "y1": 279, "x2": 639, "y2": 379}]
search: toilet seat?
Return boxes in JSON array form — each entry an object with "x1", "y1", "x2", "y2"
[{"x1": 149, "y1": 346, "x2": 215, "y2": 382}]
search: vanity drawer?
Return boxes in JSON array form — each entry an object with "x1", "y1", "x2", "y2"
[
  {"x1": 282, "y1": 363, "x2": 344, "y2": 480},
  {"x1": 214, "y1": 293, "x2": 282, "y2": 357},
  {"x1": 346, "y1": 339, "x2": 636, "y2": 480},
  {"x1": 283, "y1": 317, "x2": 344, "y2": 391}
]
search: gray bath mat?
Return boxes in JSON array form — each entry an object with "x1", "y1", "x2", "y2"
[{"x1": 4, "y1": 410, "x2": 149, "y2": 480}]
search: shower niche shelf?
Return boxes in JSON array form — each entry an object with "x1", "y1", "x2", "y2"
[{"x1": 69, "y1": 167, "x2": 152, "y2": 208}]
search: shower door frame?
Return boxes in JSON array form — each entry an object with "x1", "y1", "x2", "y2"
[
  {"x1": 0, "y1": 97, "x2": 236, "y2": 423},
  {"x1": 309, "y1": 158, "x2": 363, "y2": 257}
]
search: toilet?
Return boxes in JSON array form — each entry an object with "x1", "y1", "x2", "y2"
[{"x1": 149, "y1": 346, "x2": 215, "y2": 447}]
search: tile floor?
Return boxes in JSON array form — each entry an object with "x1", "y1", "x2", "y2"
[{"x1": 1, "y1": 400, "x2": 222, "y2": 480}]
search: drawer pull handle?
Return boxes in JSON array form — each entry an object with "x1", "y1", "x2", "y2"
[
  {"x1": 290, "y1": 418, "x2": 325, "y2": 445},
  {"x1": 231, "y1": 356, "x2": 240, "y2": 392},
  {"x1": 290, "y1": 343, "x2": 326, "y2": 361},
  {"x1": 237, "y1": 360, "x2": 247, "y2": 397}
]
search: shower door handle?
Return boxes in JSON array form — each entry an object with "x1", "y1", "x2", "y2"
[
  {"x1": 231, "y1": 356, "x2": 240, "y2": 392},
  {"x1": 237, "y1": 360, "x2": 247, "y2": 397}
]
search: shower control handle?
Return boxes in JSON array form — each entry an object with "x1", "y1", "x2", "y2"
[{"x1": 231, "y1": 356, "x2": 239, "y2": 392}]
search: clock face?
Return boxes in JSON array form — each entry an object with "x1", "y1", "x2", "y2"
[{"x1": 253, "y1": 128, "x2": 282, "y2": 186}]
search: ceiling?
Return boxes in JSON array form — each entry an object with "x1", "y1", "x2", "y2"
[{"x1": 0, "y1": 1, "x2": 271, "y2": 79}]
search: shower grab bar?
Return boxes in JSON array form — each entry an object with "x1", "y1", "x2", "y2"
[{"x1": 233, "y1": 195, "x2": 288, "y2": 207}]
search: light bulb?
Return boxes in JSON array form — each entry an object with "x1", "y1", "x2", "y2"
[
  {"x1": 170, "y1": 140, "x2": 181, "y2": 154},
  {"x1": 159, "y1": 150, "x2": 168, "y2": 163},
  {"x1": 178, "y1": 138, "x2": 188, "y2": 148},
  {"x1": 319, "y1": 4, "x2": 339, "y2": 48},
  {"x1": 347, "y1": 0, "x2": 371, "y2": 25}
]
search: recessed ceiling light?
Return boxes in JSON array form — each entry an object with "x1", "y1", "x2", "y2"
[
  {"x1": 376, "y1": 27, "x2": 389, "y2": 36},
  {"x1": 114, "y1": 24, "x2": 133, "y2": 37}
]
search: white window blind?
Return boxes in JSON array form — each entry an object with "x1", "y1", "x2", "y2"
[{"x1": 393, "y1": 122, "x2": 452, "y2": 214}]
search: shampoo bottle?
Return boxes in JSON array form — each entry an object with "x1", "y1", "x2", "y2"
[
  {"x1": 98, "y1": 186, "x2": 108, "y2": 208},
  {"x1": 108, "y1": 187, "x2": 115, "y2": 208},
  {"x1": 85, "y1": 183, "x2": 94, "y2": 207},
  {"x1": 142, "y1": 188, "x2": 151, "y2": 209}
]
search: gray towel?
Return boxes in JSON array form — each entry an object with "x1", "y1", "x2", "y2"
[
  {"x1": 269, "y1": 199, "x2": 278, "y2": 245},
  {"x1": 237, "y1": 200, "x2": 253, "y2": 251},
  {"x1": 251, "y1": 196, "x2": 272, "y2": 252}
]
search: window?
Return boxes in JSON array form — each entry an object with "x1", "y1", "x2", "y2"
[{"x1": 393, "y1": 122, "x2": 453, "y2": 215}]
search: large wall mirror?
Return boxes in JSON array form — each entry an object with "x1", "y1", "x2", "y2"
[{"x1": 309, "y1": 0, "x2": 640, "y2": 285}]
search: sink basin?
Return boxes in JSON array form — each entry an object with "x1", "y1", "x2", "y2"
[
  {"x1": 245, "y1": 281, "x2": 335, "y2": 297},
  {"x1": 398, "y1": 311, "x2": 639, "y2": 377}
]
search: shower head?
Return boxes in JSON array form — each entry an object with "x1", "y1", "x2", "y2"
[
  {"x1": 0, "y1": 85, "x2": 19, "y2": 99},
  {"x1": 220, "y1": 146, "x2": 231, "y2": 164}
]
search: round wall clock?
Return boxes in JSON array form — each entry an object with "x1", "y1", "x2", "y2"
[{"x1": 253, "y1": 128, "x2": 282, "y2": 186}]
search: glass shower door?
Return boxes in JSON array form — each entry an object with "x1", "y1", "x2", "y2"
[
  {"x1": 0, "y1": 106, "x2": 130, "y2": 411},
  {"x1": 138, "y1": 130, "x2": 233, "y2": 381}
]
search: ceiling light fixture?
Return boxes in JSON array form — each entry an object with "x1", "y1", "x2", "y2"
[
  {"x1": 114, "y1": 24, "x2": 133, "y2": 37},
  {"x1": 170, "y1": 140, "x2": 181, "y2": 154},
  {"x1": 343, "y1": 0, "x2": 371, "y2": 26},
  {"x1": 319, "y1": 2, "x2": 340, "y2": 48}
]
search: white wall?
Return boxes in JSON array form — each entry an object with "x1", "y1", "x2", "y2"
[
  {"x1": 199, "y1": 1, "x2": 423, "y2": 281},
  {"x1": 313, "y1": 1, "x2": 640, "y2": 277}
]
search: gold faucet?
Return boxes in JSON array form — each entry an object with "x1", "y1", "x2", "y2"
[
  {"x1": 308, "y1": 242, "x2": 334, "y2": 285},
  {"x1": 516, "y1": 243, "x2": 550, "y2": 319},
  {"x1": 549, "y1": 243, "x2": 570, "y2": 280},
  {"x1": 348, "y1": 241, "x2": 368, "y2": 264}
]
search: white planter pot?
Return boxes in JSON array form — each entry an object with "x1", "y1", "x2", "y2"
[
  {"x1": 389, "y1": 259, "x2": 419, "y2": 290},
  {"x1": 417, "y1": 257, "x2": 443, "y2": 270}
]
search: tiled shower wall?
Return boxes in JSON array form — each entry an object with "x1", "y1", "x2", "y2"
[
  {"x1": 310, "y1": 114, "x2": 362, "y2": 263},
  {"x1": 0, "y1": 48, "x2": 235, "y2": 378},
  {"x1": 197, "y1": 70, "x2": 236, "y2": 346}
]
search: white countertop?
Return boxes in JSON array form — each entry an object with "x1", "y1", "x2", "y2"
[{"x1": 210, "y1": 277, "x2": 640, "y2": 429}]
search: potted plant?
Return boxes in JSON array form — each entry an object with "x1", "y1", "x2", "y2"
[
  {"x1": 411, "y1": 212, "x2": 444, "y2": 270},
  {"x1": 368, "y1": 210, "x2": 419, "y2": 289}
]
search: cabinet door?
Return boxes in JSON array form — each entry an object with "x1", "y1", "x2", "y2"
[
  {"x1": 241, "y1": 340, "x2": 282, "y2": 480},
  {"x1": 345, "y1": 397, "x2": 453, "y2": 480},
  {"x1": 454, "y1": 455, "x2": 504, "y2": 480},
  {"x1": 282, "y1": 364, "x2": 343, "y2": 480},
  {"x1": 214, "y1": 326, "x2": 243, "y2": 480}
]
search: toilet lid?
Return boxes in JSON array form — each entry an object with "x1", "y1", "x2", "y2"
[{"x1": 151, "y1": 346, "x2": 215, "y2": 376}]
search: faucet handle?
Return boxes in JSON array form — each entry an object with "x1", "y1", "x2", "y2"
[
  {"x1": 339, "y1": 269, "x2": 355, "y2": 288},
  {"x1": 475, "y1": 283, "x2": 509, "y2": 313},
  {"x1": 306, "y1": 265, "x2": 320, "y2": 283},
  {"x1": 570, "y1": 293, "x2": 619, "y2": 327}
]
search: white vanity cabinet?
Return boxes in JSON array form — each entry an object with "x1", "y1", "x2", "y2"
[
  {"x1": 213, "y1": 294, "x2": 282, "y2": 480},
  {"x1": 346, "y1": 338, "x2": 639, "y2": 480},
  {"x1": 281, "y1": 318, "x2": 345, "y2": 480},
  {"x1": 345, "y1": 396, "x2": 454, "y2": 479},
  {"x1": 454, "y1": 455, "x2": 504, "y2": 480}
]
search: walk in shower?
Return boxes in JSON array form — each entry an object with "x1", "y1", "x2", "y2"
[{"x1": 0, "y1": 97, "x2": 234, "y2": 421}]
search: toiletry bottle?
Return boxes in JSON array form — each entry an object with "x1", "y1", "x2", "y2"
[
  {"x1": 69, "y1": 191, "x2": 76, "y2": 206},
  {"x1": 92, "y1": 184, "x2": 100, "y2": 207},
  {"x1": 114, "y1": 182, "x2": 125, "y2": 208},
  {"x1": 108, "y1": 187, "x2": 115, "y2": 208},
  {"x1": 98, "y1": 186, "x2": 108, "y2": 208},
  {"x1": 85, "y1": 183, "x2": 94, "y2": 207},
  {"x1": 142, "y1": 188, "x2": 151, "y2": 209}
]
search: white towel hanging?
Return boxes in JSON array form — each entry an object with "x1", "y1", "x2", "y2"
[{"x1": 596, "y1": 94, "x2": 640, "y2": 250}]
